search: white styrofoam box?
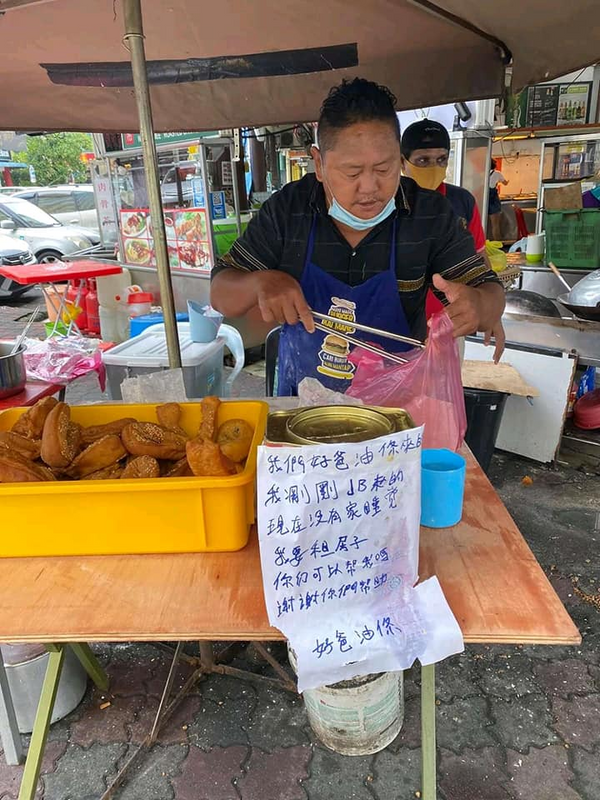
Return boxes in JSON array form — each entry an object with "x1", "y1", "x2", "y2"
[
  {"x1": 464, "y1": 339, "x2": 576, "y2": 463},
  {"x1": 103, "y1": 322, "x2": 225, "y2": 400}
]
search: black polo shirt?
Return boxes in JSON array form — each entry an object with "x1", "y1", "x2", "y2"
[{"x1": 212, "y1": 174, "x2": 499, "y2": 340}]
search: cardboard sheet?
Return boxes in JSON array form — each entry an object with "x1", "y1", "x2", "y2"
[{"x1": 462, "y1": 360, "x2": 539, "y2": 397}]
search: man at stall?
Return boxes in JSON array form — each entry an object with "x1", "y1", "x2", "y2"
[
  {"x1": 399, "y1": 119, "x2": 505, "y2": 362},
  {"x1": 211, "y1": 78, "x2": 505, "y2": 394}
]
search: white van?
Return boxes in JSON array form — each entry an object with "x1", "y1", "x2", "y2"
[{"x1": 13, "y1": 186, "x2": 100, "y2": 233}]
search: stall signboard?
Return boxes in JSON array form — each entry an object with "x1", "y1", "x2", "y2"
[
  {"x1": 210, "y1": 190, "x2": 227, "y2": 220},
  {"x1": 91, "y1": 162, "x2": 119, "y2": 245},
  {"x1": 191, "y1": 177, "x2": 205, "y2": 207},
  {"x1": 221, "y1": 161, "x2": 233, "y2": 185},
  {"x1": 120, "y1": 207, "x2": 213, "y2": 272},
  {"x1": 508, "y1": 82, "x2": 592, "y2": 128},
  {"x1": 121, "y1": 131, "x2": 216, "y2": 150}
]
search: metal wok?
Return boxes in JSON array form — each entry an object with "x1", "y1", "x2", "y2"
[{"x1": 556, "y1": 294, "x2": 600, "y2": 322}]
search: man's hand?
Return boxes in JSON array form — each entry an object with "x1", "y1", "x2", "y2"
[
  {"x1": 255, "y1": 271, "x2": 315, "y2": 332},
  {"x1": 432, "y1": 274, "x2": 504, "y2": 341},
  {"x1": 483, "y1": 321, "x2": 506, "y2": 364}
]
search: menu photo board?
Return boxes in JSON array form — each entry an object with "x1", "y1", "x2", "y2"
[
  {"x1": 508, "y1": 81, "x2": 592, "y2": 129},
  {"x1": 120, "y1": 207, "x2": 213, "y2": 272},
  {"x1": 556, "y1": 84, "x2": 591, "y2": 126}
]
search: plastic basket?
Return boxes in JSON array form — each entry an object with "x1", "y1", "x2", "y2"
[
  {"x1": 0, "y1": 400, "x2": 268, "y2": 557},
  {"x1": 545, "y1": 208, "x2": 600, "y2": 269}
]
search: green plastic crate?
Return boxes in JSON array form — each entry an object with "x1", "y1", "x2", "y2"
[{"x1": 545, "y1": 208, "x2": 600, "y2": 269}]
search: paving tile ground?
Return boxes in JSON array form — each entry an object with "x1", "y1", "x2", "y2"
[{"x1": 1, "y1": 294, "x2": 600, "y2": 798}]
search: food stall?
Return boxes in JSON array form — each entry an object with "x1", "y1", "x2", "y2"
[
  {"x1": 89, "y1": 131, "x2": 273, "y2": 347},
  {"x1": 1, "y1": 1, "x2": 599, "y2": 798}
]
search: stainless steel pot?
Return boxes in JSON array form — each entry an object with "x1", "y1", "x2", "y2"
[{"x1": 0, "y1": 342, "x2": 26, "y2": 399}]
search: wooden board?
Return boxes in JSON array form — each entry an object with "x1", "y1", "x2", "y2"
[
  {"x1": 544, "y1": 183, "x2": 583, "y2": 211},
  {"x1": 462, "y1": 360, "x2": 539, "y2": 397},
  {"x1": 0, "y1": 451, "x2": 579, "y2": 647}
]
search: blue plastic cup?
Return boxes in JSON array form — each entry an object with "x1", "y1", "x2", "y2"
[{"x1": 421, "y1": 449, "x2": 466, "y2": 528}]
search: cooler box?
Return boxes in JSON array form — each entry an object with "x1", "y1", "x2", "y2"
[
  {"x1": 103, "y1": 322, "x2": 237, "y2": 400},
  {"x1": 130, "y1": 312, "x2": 189, "y2": 338}
]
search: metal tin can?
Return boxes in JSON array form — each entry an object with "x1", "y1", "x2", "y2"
[{"x1": 266, "y1": 405, "x2": 415, "y2": 446}]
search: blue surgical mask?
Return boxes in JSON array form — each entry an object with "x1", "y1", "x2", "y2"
[
  {"x1": 321, "y1": 167, "x2": 398, "y2": 231},
  {"x1": 328, "y1": 194, "x2": 397, "y2": 230}
]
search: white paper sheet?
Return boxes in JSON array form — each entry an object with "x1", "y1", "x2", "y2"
[{"x1": 257, "y1": 428, "x2": 464, "y2": 692}]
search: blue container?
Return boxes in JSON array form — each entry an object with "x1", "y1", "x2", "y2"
[
  {"x1": 421, "y1": 449, "x2": 466, "y2": 528},
  {"x1": 130, "y1": 312, "x2": 189, "y2": 338}
]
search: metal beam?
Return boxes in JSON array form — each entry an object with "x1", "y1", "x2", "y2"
[{"x1": 122, "y1": 0, "x2": 181, "y2": 368}]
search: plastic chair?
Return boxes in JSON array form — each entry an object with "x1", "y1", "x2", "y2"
[
  {"x1": 512, "y1": 205, "x2": 529, "y2": 239},
  {"x1": 264, "y1": 326, "x2": 281, "y2": 397}
]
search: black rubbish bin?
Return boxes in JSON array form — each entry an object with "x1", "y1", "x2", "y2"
[{"x1": 463, "y1": 388, "x2": 509, "y2": 473}]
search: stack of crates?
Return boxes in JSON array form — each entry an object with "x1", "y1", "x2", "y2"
[{"x1": 545, "y1": 208, "x2": 600, "y2": 268}]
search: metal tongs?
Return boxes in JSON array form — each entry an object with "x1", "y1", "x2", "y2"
[{"x1": 311, "y1": 309, "x2": 425, "y2": 365}]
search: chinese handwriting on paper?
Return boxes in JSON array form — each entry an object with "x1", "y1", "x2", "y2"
[{"x1": 258, "y1": 429, "x2": 423, "y2": 663}]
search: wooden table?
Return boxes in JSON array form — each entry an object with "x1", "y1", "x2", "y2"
[
  {"x1": 0, "y1": 451, "x2": 579, "y2": 800},
  {"x1": 0, "y1": 381, "x2": 63, "y2": 413}
]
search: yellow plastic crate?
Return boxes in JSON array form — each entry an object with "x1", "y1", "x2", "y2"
[{"x1": 0, "y1": 400, "x2": 268, "y2": 557}]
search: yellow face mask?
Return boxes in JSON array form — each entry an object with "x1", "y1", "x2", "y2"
[{"x1": 403, "y1": 162, "x2": 447, "y2": 191}]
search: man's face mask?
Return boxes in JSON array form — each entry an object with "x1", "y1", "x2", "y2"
[{"x1": 403, "y1": 161, "x2": 447, "y2": 191}]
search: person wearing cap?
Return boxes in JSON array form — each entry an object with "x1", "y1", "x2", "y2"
[
  {"x1": 400, "y1": 119, "x2": 504, "y2": 361},
  {"x1": 211, "y1": 79, "x2": 505, "y2": 395}
]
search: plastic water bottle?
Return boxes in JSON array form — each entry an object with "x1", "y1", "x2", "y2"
[{"x1": 85, "y1": 279, "x2": 100, "y2": 335}]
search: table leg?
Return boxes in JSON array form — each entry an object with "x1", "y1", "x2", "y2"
[
  {"x1": 17, "y1": 646, "x2": 65, "y2": 800},
  {"x1": 0, "y1": 656, "x2": 23, "y2": 766},
  {"x1": 421, "y1": 663, "x2": 437, "y2": 800},
  {"x1": 70, "y1": 643, "x2": 109, "y2": 692}
]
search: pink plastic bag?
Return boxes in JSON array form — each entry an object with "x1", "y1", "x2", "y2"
[
  {"x1": 346, "y1": 311, "x2": 466, "y2": 451},
  {"x1": 23, "y1": 336, "x2": 106, "y2": 391}
]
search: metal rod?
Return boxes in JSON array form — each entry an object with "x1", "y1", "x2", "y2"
[
  {"x1": 314, "y1": 322, "x2": 408, "y2": 365},
  {"x1": 199, "y1": 143, "x2": 218, "y2": 263},
  {"x1": 122, "y1": 0, "x2": 181, "y2": 369},
  {"x1": 10, "y1": 305, "x2": 40, "y2": 355},
  {"x1": 251, "y1": 642, "x2": 298, "y2": 692},
  {"x1": 150, "y1": 641, "x2": 183, "y2": 742},
  {"x1": 421, "y1": 663, "x2": 437, "y2": 800},
  {"x1": 312, "y1": 309, "x2": 425, "y2": 348},
  {"x1": 101, "y1": 665, "x2": 205, "y2": 800},
  {"x1": 230, "y1": 140, "x2": 243, "y2": 236},
  {"x1": 408, "y1": 0, "x2": 512, "y2": 63}
]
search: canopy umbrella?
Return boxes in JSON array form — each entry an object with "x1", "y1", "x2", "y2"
[
  {"x1": 0, "y1": 0, "x2": 598, "y2": 369},
  {"x1": 0, "y1": 1, "x2": 599, "y2": 132}
]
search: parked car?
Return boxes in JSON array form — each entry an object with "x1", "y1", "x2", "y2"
[
  {"x1": 0, "y1": 232, "x2": 36, "y2": 300},
  {"x1": 0, "y1": 196, "x2": 98, "y2": 263},
  {"x1": 13, "y1": 186, "x2": 99, "y2": 232},
  {"x1": 160, "y1": 162, "x2": 196, "y2": 205}
]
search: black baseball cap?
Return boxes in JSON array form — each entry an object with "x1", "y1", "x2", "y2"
[{"x1": 401, "y1": 120, "x2": 450, "y2": 158}]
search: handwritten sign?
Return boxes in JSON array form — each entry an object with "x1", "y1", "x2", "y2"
[{"x1": 257, "y1": 428, "x2": 464, "y2": 691}]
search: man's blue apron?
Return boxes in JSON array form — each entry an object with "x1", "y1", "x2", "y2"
[{"x1": 277, "y1": 216, "x2": 412, "y2": 396}]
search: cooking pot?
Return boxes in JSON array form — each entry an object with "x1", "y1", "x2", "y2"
[
  {"x1": 503, "y1": 290, "x2": 562, "y2": 318},
  {"x1": 0, "y1": 342, "x2": 26, "y2": 399},
  {"x1": 564, "y1": 269, "x2": 600, "y2": 308}
]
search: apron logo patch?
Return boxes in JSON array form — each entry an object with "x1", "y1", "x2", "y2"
[{"x1": 317, "y1": 297, "x2": 356, "y2": 380}]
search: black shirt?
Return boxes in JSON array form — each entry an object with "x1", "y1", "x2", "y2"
[{"x1": 212, "y1": 174, "x2": 499, "y2": 340}]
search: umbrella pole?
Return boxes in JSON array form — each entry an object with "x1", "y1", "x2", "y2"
[{"x1": 122, "y1": 0, "x2": 181, "y2": 369}]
